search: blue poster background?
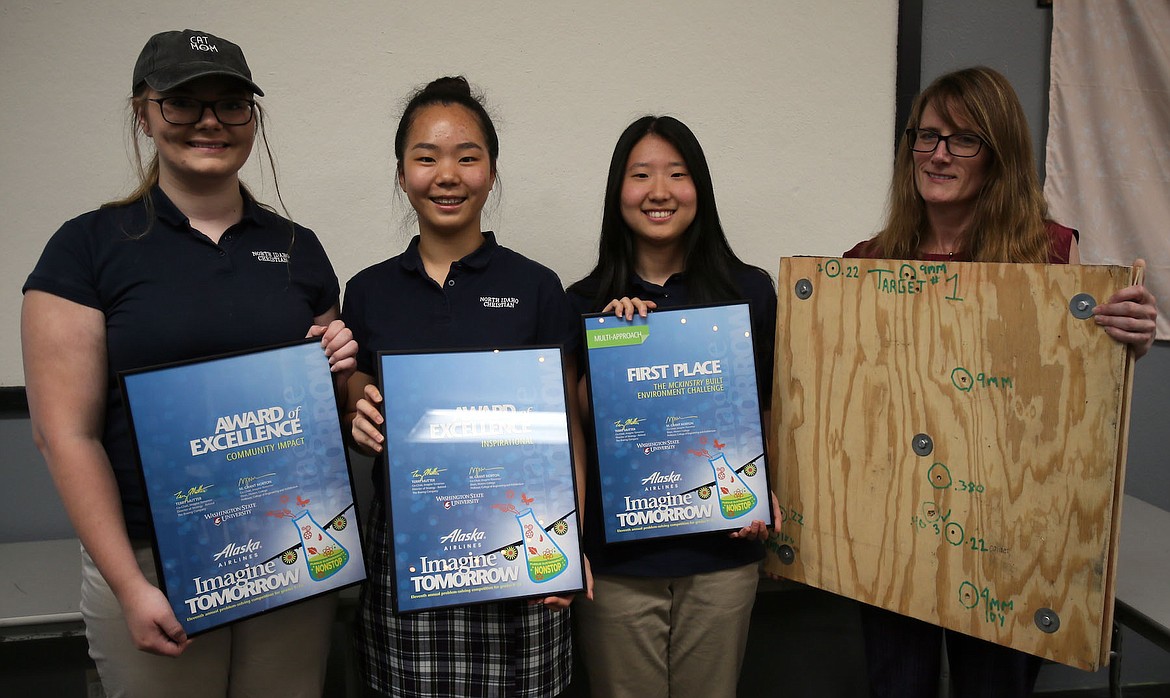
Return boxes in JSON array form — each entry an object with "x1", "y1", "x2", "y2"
[
  {"x1": 121, "y1": 340, "x2": 366, "y2": 635},
  {"x1": 379, "y1": 347, "x2": 584, "y2": 613},
  {"x1": 584, "y1": 303, "x2": 771, "y2": 543}
]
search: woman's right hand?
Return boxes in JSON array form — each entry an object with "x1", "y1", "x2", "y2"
[
  {"x1": 118, "y1": 577, "x2": 190, "y2": 656},
  {"x1": 602, "y1": 297, "x2": 657, "y2": 321},
  {"x1": 351, "y1": 383, "x2": 386, "y2": 454}
]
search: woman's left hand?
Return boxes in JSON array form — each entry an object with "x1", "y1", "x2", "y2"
[
  {"x1": 534, "y1": 594, "x2": 574, "y2": 610},
  {"x1": 308, "y1": 319, "x2": 358, "y2": 380},
  {"x1": 730, "y1": 519, "x2": 770, "y2": 541},
  {"x1": 602, "y1": 297, "x2": 657, "y2": 321},
  {"x1": 530, "y1": 555, "x2": 593, "y2": 610},
  {"x1": 729, "y1": 491, "x2": 782, "y2": 542},
  {"x1": 1094, "y1": 263, "x2": 1158, "y2": 358}
]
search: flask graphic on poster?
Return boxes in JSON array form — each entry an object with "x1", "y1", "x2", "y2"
[
  {"x1": 708, "y1": 452, "x2": 757, "y2": 519},
  {"x1": 292, "y1": 510, "x2": 350, "y2": 581},
  {"x1": 516, "y1": 508, "x2": 568, "y2": 582}
]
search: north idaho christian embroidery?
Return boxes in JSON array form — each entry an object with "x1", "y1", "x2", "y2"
[{"x1": 480, "y1": 296, "x2": 519, "y2": 309}]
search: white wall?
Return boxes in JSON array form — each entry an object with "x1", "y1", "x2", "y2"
[{"x1": 0, "y1": 1, "x2": 898, "y2": 385}]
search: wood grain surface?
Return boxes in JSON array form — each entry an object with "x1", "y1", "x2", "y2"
[{"x1": 763, "y1": 257, "x2": 1136, "y2": 670}]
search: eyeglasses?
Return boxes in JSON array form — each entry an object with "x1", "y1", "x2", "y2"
[
  {"x1": 905, "y1": 128, "x2": 986, "y2": 158},
  {"x1": 147, "y1": 97, "x2": 256, "y2": 126}
]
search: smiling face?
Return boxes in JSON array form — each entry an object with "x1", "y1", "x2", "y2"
[
  {"x1": 138, "y1": 75, "x2": 256, "y2": 188},
  {"x1": 398, "y1": 103, "x2": 495, "y2": 240},
  {"x1": 913, "y1": 101, "x2": 991, "y2": 214},
  {"x1": 619, "y1": 134, "x2": 697, "y2": 252}
]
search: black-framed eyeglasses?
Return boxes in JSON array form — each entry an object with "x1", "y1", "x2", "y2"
[
  {"x1": 147, "y1": 97, "x2": 256, "y2": 126},
  {"x1": 905, "y1": 128, "x2": 986, "y2": 158}
]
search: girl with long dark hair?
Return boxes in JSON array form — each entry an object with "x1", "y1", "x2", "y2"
[{"x1": 568, "y1": 115, "x2": 775, "y2": 698}]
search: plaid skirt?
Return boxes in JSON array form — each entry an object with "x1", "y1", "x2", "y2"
[{"x1": 355, "y1": 497, "x2": 572, "y2": 697}]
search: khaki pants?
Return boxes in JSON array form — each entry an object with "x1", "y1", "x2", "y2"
[
  {"x1": 573, "y1": 563, "x2": 759, "y2": 698},
  {"x1": 81, "y1": 544, "x2": 338, "y2": 698}
]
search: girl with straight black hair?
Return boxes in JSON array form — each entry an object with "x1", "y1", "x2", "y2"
[
  {"x1": 568, "y1": 115, "x2": 776, "y2": 698},
  {"x1": 344, "y1": 76, "x2": 585, "y2": 698},
  {"x1": 577, "y1": 115, "x2": 752, "y2": 309}
]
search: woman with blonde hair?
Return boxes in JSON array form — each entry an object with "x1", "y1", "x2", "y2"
[{"x1": 22, "y1": 29, "x2": 355, "y2": 697}]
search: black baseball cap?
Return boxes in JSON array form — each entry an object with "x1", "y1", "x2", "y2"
[{"x1": 133, "y1": 29, "x2": 263, "y2": 96}]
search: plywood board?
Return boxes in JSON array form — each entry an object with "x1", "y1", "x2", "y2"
[{"x1": 763, "y1": 257, "x2": 1136, "y2": 671}]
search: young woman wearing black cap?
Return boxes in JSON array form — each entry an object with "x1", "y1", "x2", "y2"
[{"x1": 21, "y1": 29, "x2": 355, "y2": 697}]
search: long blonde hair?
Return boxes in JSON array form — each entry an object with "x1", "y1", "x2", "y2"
[{"x1": 872, "y1": 66, "x2": 1051, "y2": 263}]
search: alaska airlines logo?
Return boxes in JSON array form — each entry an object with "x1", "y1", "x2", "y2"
[
  {"x1": 213, "y1": 539, "x2": 261, "y2": 561},
  {"x1": 641, "y1": 471, "x2": 682, "y2": 486},
  {"x1": 439, "y1": 528, "x2": 486, "y2": 544}
]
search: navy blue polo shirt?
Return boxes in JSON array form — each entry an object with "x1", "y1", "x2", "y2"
[
  {"x1": 24, "y1": 186, "x2": 340, "y2": 538},
  {"x1": 568, "y1": 265, "x2": 777, "y2": 577},
  {"x1": 342, "y1": 232, "x2": 579, "y2": 493}
]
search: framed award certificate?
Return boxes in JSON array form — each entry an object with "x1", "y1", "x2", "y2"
[
  {"x1": 583, "y1": 302, "x2": 773, "y2": 543},
  {"x1": 378, "y1": 346, "x2": 585, "y2": 614},
  {"x1": 120, "y1": 338, "x2": 366, "y2": 636}
]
